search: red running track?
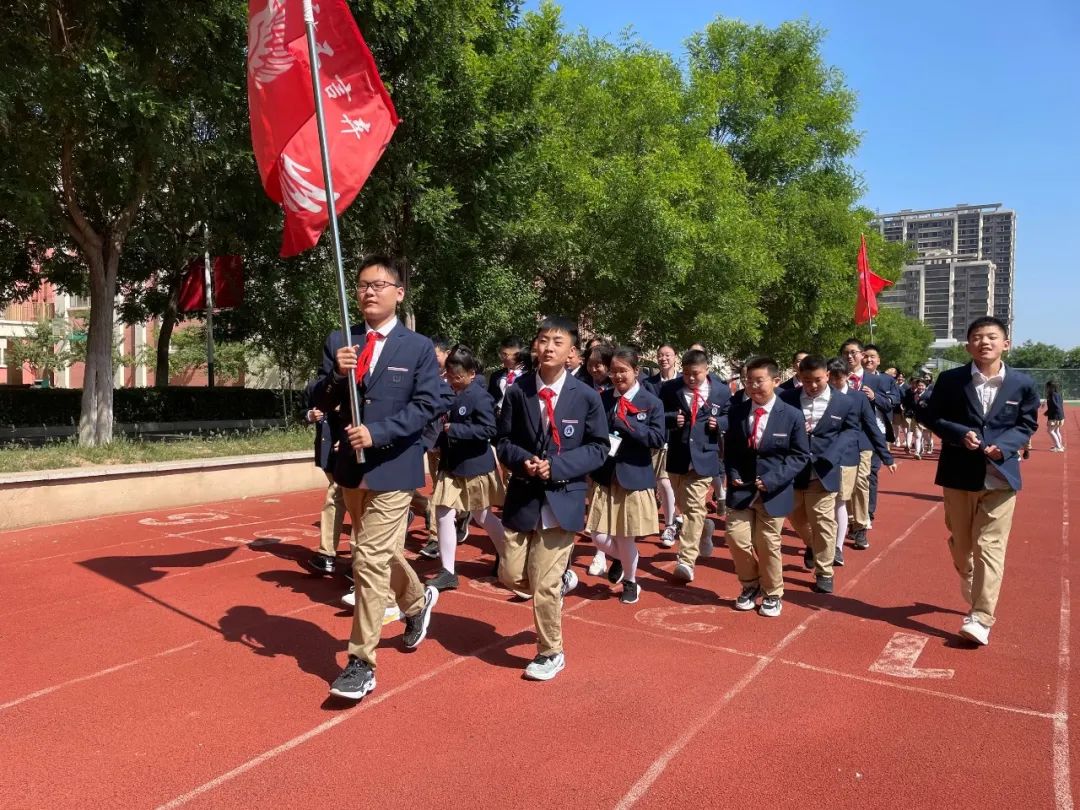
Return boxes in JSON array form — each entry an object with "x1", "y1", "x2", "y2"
[{"x1": 1, "y1": 413, "x2": 1077, "y2": 809}]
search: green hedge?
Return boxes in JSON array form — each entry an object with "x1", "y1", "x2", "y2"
[{"x1": 0, "y1": 387, "x2": 306, "y2": 427}]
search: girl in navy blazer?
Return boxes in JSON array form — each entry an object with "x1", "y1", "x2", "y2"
[
  {"x1": 586, "y1": 347, "x2": 666, "y2": 604},
  {"x1": 427, "y1": 345, "x2": 507, "y2": 591},
  {"x1": 1046, "y1": 380, "x2": 1065, "y2": 452}
]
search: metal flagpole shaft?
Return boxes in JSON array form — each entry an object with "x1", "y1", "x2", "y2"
[
  {"x1": 301, "y1": 0, "x2": 364, "y2": 463},
  {"x1": 203, "y1": 222, "x2": 216, "y2": 388}
]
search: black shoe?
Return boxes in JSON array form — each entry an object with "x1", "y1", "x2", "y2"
[
  {"x1": 834, "y1": 545, "x2": 845, "y2": 567},
  {"x1": 307, "y1": 553, "x2": 337, "y2": 575},
  {"x1": 427, "y1": 568, "x2": 459, "y2": 591},
  {"x1": 802, "y1": 545, "x2": 814, "y2": 571},
  {"x1": 607, "y1": 559, "x2": 624, "y2": 585},
  {"x1": 456, "y1": 514, "x2": 470, "y2": 543},
  {"x1": 812, "y1": 574, "x2": 834, "y2": 594},
  {"x1": 490, "y1": 554, "x2": 501, "y2": 579},
  {"x1": 403, "y1": 586, "x2": 439, "y2": 649},
  {"x1": 419, "y1": 539, "x2": 439, "y2": 559},
  {"x1": 1022, "y1": 447, "x2": 1030, "y2": 460},
  {"x1": 620, "y1": 580, "x2": 640, "y2": 604},
  {"x1": 329, "y1": 656, "x2": 376, "y2": 700},
  {"x1": 853, "y1": 529, "x2": 870, "y2": 550}
]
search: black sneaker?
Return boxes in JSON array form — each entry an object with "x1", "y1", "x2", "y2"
[
  {"x1": 403, "y1": 586, "x2": 439, "y2": 649},
  {"x1": 620, "y1": 580, "x2": 640, "y2": 604},
  {"x1": 419, "y1": 539, "x2": 439, "y2": 559},
  {"x1": 307, "y1": 553, "x2": 337, "y2": 575},
  {"x1": 759, "y1": 595, "x2": 782, "y2": 617},
  {"x1": 802, "y1": 545, "x2": 814, "y2": 571},
  {"x1": 735, "y1": 585, "x2": 761, "y2": 611},
  {"x1": 427, "y1": 568, "x2": 459, "y2": 591},
  {"x1": 455, "y1": 514, "x2": 470, "y2": 543},
  {"x1": 490, "y1": 554, "x2": 500, "y2": 579},
  {"x1": 329, "y1": 656, "x2": 376, "y2": 700},
  {"x1": 834, "y1": 545, "x2": 845, "y2": 567},
  {"x1": 608, "y1": 559, "x2": 624, "y2": 585},
  {"x1": 812, "y1": 574, "x2": 834, "y2": 594},
  {"x1": 853, "y1": 529, "x2": 870, "y2": 550}
]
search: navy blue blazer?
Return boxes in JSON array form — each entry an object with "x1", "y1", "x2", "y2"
[
  {"x1": 591, "y1": 386, "x2": 666, "y2": 492},
  {"x1": 901, "y1": 386, "x2": 929, "y2": 419},
  {"x1": 1047, "y1": 391, "x2": 1065, "y2": 421},
  {"x1": 313, "y1": 321, "x2": 446, "y2": 491},
  {"x1": 435, "y1": 379, "x2": 498, "y2": 477},
  {"x1": 571, "y1": 364, "x2": 592, "y2": 385},
  {"x1": 643, "y1": 372, "x2": 678, "y2": 396},
  {"x1": 724, "y1": 397, "x2": 810, "y2": 516},
  {"x1": 421, "y1": 377, "x2": 456, "y2": 453},
  {"x1": 778, "y1": 377, "x2": 802, "y2": 393},
  {"x1": 779, "y1": 388, "x2": 852, "y2": 492},
  {"x1": 660, "y1": 378, "x2": 731, "y2": 477},
  {"x1": 496, "y1": 372, "x2": 610, "y2": 532},
  {"x1": 301, "y1": 377, "x2": 341, "y2": 472},
  {"x1": 852, "y1": 371, "x2": 897, "y2": 442},
  {"x1": 919, "y1": 363, "x2": 1039, "y2": 492},
  {"x1": 837, "y1": 388, "x2": 894, "y2": 467}
]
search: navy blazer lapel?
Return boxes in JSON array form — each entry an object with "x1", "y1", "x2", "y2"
[
  {"x1": 758, "y1": 405, "x2": 791, "y2": 451},
  {"x1": 517, "y1": 374, "x2": 542, "y2": 440},
  {"x1": 961, "y1": 362, "x2": 984, "y2": 421},
  {"x1": 984, "y1": 366, "x2": 1020, "y2": 423},
  {"x1": 365, "y1": 322, "x2": 406, "y2": 389},
  {"x1": 813, "y1": 392, "x2": 844, "y2": 436}
]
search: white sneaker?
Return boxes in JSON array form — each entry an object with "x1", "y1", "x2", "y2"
[
  {"x1": 699, "y1": 519, "x2": 716, "y2": 558},
  {"x1": 959, "y1": 616, "x2": 990, "y2": 645},
  {"x1": 588, "y1": 551, "x2": 607, "y2": 577},
  {"x1": 383, "y1": 604, "x2": 401, "y2": 624},
  {"x1": 341, "y1": 586, "x2": 356, "y2": 607},
  {"x1": 561, "y1": 568, "x2": 579, "y2": 596},
  {"x1": 524, "y1": 652, "x2": 565, "y2": 681},
  {"x1": 672, "y1": 562, "x2": 694, "y2": 583},
  {"x1": 660, "y1": 525, "x2": 678, "y2": 548}
]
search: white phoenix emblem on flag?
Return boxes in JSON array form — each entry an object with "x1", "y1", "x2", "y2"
[
  {"x1": 280, "y1": 154, "x2": 339, "y2": 213},
  {"x1": 248, "y1": 0, "x2": 294, "y2": 87}
]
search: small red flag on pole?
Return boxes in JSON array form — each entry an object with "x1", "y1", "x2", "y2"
[{"x1": 855, "y1": 234, "x2": 892, "y2": 326}]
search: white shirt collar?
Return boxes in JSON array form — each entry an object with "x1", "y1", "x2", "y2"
[
  {"x1": 622, "y1": 382, "x2": 641, "y2": 401},
  {"x1": 365, "y1": 316, "x2": 398, "y2": 337},
  {"x1": 972, "y1": 363, "x2": 1006, "y2": 385},
  {"x1": 536, "y1": 369, "x2": 568, "y2": 396},
  {"x1": 801, "y1": 385, "x2": 831, "y2": 404},
  {"x1": 750, "y1": 395, "x2": 777, "y2": 414}
]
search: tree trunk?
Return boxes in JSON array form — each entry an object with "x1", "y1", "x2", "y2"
[
  {"x1": 78, "y1": 246, "x2": 118, "y2": 446},
  {"x1": 155, "y1": 275, "x2": 182, "y2": 387}
]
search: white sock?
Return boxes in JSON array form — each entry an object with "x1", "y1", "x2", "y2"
[
  {"x1": 436, "y1": 506, "x2": 458, "y2": 573},
  {"x1": 592, "y1": 531, "x2": 617, "y2": 556},
  {"x1": 473, "y1": 508, "x2": 506, "y2": 557},
  {"x1": 658, "y1": 478, "x2": 676, "y2": 526},
  {"x1": 616, "y1": 535, "x2": 639, "y2": 582},
  {"x1": 836, "y1": 500, "x2": 849, "y2": 541}
]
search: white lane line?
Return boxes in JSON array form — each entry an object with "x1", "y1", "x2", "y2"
[
  {"x1": 614, "y1": 501, "x2": 941, "y2": 809},
  {"x1": 155, "y1": 599, "x2": 595, "y2": 809},
  {"x1": 1053, "y1": 448, "x2": 1073, "y2": 810},
  {"x1": 0, "y1": 642, "x2": 200, "y2": 711}
]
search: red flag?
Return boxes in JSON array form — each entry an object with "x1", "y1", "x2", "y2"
[
  {"x1": 247, "y1": 0, "x2": 399, "y2": 257},
  {"x1": 855, "y1": 234, "x2": 892, "y2": 325},
  {"x1": 177, "y1": 256, "x2": 245, "y2": 313}
]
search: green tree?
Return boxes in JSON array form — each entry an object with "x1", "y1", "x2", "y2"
[
  {"x1": 168, "y1": 325, "x2": 248, "y2": 385},
  {"x1": 6, "y1": 318, "x2": 78, "y2": 383},
  {"x1": 854, "y1": 307, "x2": 934, "y2": 376},
  {"x1": 1005, "y1": 340, "x2": 1067, "y2": 369}
]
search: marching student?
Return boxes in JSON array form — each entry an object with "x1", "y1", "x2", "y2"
[
  {"x1": 724, "y1": 357, "x2": 809, "y2": 616},
  {"x1": 587, "y1": 346, "x2": 666, "y2": 603},
  {"x1": 426, "y1": 345, "x2": 508, "y2": 591},
  {"x1": 839, "y1": 338, "x2": 895, "y2": 549},
  {"x1": 418, "y1": 341, "x2": 460, "y2": 560},
  {"x1": 892, "y1": 371, "x2": 908, "y2": 449},
  {"x1": 586, "y1": 342, "x2": 614, "y2": 394},
  {"x1": 779, "y1": 350, "x2": 809, "y2": 392},
  {"x1": 902, "y1": 376, "x2": 930, "y2": 458},
  {"x1": 646, "y1": 344, "x2": 682, "y2": 545},
  {"x1": 919, "y1": 316, "x2": 1039, "y2": 645},
  {"x1": 660, "y1": 348, "x2": 730, "y2": 582},
  {"x1": 827, "y1": 358, "x2": 896, "y2": 558},
  {"x1": 312, "y1": 255, "x2": 445, "y2": 701},
  {"x1": 566, "y1": 341, "x2": 592, "y2": 384},
  {"x1": 301, "y1": 378, "x2": 348, "y2": 576},
  {"x1": 488, "y1": 336, "x2": 528, "y2": 418},
  {"x1": 861, "y1": 343, "x2": 900, "y2": 525},
  {"x1": 1046, "y1": 380, "x2": 1066, "y2": 452},
  {"x1": 496, "y1": 316, "x2": 609, "y2": 681},
  {"x1": 780, "y1": 354, "x2": 852, "y2": 594}
]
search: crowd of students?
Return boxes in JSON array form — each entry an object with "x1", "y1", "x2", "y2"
[{"x1": 300, "y1": 254, "x2": 1055, "y2": 699}]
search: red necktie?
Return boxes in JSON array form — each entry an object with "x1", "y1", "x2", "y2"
[
  {"x1": 537, "y1": 387, "x2": 561, "y2": 453},
  {"x1": 749, "y1": 406, "x2": 766, "y2": 448},
  {"x1": 506, "y1": 370, "x2": 516, "y2": 386},
  {"x1": 616, "y1": 396, "x2": 641, "y2": 426},
  {"x1": 848, "y1": 374, "x2": 860, "y2": 391},
  {"x1": 354, "y1": 330, "x2": 385, "y2": 384},
  {"x1": 690, "y1": 389, "x2": 702, "y2": 428}
]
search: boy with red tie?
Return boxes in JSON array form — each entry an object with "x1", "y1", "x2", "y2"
[
  {"x1": 496, "y1": 317, "x2": 609, "y2": 681},
  {"x1": 919, "y1": 316, "x2": 1039, "y2": 645},
  {"x1": 724, "y1": 357, "x2": 809, "y2": 616},
  {"x1": 659, "y1": 349, "x2": 731, "y2": 583},
  {"x1": 313, "y1": 255, "x2": 446, "y2": 701}
]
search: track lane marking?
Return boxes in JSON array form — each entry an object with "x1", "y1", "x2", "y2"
[{"x1": 1053, "y1": 445, "x2": 1073, "y2": 810}]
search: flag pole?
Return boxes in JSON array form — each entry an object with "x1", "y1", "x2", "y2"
[
  {"x1": 301, "y1": 0, "x2": 364, "y2": 462},
  {"x1": 202, "y1": 222, "x2": 216, "y2": 388}
]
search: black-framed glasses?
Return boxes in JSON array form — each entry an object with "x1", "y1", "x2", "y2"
[{"x1": 357, "y1": 281, "x2": 402, "y2": 293}]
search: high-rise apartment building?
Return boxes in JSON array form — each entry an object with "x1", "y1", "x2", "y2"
[{"x1": 873, "y1": 203, "x2": 1016, "y2": 338}]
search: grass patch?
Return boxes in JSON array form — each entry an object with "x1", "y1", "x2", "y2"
[{"x1": 0, "y1": 427, "x2": 313, "y2": 474}]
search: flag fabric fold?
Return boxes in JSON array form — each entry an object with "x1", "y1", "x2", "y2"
[
  {"x1": 247, "y1": 0, "x2": 399, "y2": 256},
  {"x1": 855, "y1": 233, "x2": 892, "y2": 325},
  {"x1": 178, "y1": 256, "x2": 244, "y2": 313}
]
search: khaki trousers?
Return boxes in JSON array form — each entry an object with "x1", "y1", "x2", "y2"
[
  {"x1": 669, "y1": 472, "x2": 713, "y2": 568},
  {"x1": 499, "y1": 526, "x2": 575, "y2": 656},
  {"x1": 342, "y1": 487, "x2": 426, "y2": 667},
  {"x1": 727, "y1": 501, "x2": 786, "y2": 597},
  {"x1": 942, "y1": 487, "x2": 1017, "y2": 626},
  {"x1": 317, "y1": 471, "x2": 347, "y2": 557},
  {"x1": 789, "y1": 479, "x2": 838, "y2": 577},
  {"x1": 849, "y1": 450, "x2": 873, "y2": 530}
]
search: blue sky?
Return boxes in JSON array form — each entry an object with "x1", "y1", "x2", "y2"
[{"x1": 527, "y1": 0, "x2": 1080, "y2": 348}]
